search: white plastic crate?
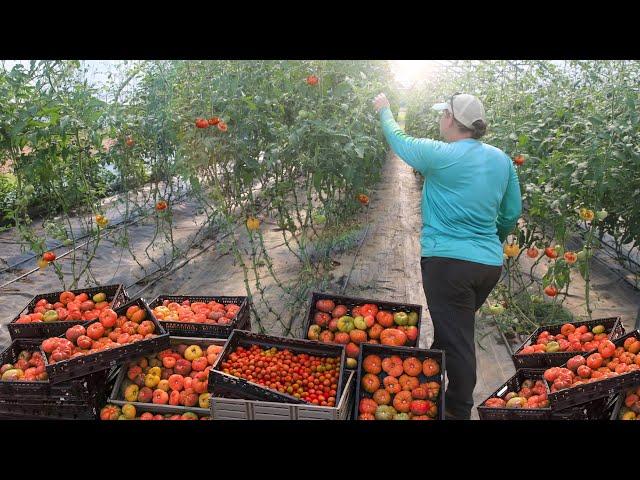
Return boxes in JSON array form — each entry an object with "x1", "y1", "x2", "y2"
[{"x1": 211, "y1": 370, "x2": 355, "y2": 420}]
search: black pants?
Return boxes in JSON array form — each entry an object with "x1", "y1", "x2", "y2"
[{"x1": 420, "y1": 257, "x2": 502, "y2": 420}]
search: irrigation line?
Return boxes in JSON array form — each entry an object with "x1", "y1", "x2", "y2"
[{"x1": 0, "y1": 186, "x2": 191, "y2": 276}]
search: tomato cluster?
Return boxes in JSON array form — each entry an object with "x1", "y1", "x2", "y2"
[
  {"x1": 358, "y1": 354, "x2": 441, "y2": 420},
  {"x1": 152, "y1": 299, "x2": 241, "y2": 325},
  {"x1": 483, "y1": 379, "x2": 549, "y2": 409},
  {"x1": 544, "y1": 336, "x2": 640, "y2": 393},
  {"x1": 618, "y1": 386, "x2": 640, "y2": 420},
  {"x1": 220, "y1": 345, "x2": 341, "y2": 407},
  {"x1": 100, "y1": 404, "x2": 208, "y2": 420},
  {"x1": 195, "y1": 117, "x2": 227, "y2": 131},
  {"x1": 307, "y1": 299, "x2": 420, "y2": 364},
  {"x1": 120, "y1": 343, "x2": 221, "y2": 409},
  {"x1": 0, "y1": 350, "x2": 47, "y2": 382},
  {"x1": 15, "y1": 290, "x2": 114, "y2": 324},
  {"x1": 40, "y1": 304, "x2": 157, "y2": 363},
  {"x1": 518, "y1": 322, "x2": 613, "y2": 355}
]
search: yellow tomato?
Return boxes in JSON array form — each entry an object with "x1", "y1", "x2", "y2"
[
  {"x1": 246, "y1": 217, "x2": 260, "y2": 231},
  {"x1": 504, "y1": 243, "x2": 520, "y2": 258},
  {"x1": 579, "y1": 208, "x2": 595, "y2": 221}
]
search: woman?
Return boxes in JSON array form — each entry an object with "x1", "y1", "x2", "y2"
[{"x1": 373, "y1": 92, "x2": 522, "y2": 420}]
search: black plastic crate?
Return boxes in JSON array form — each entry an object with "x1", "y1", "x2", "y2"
[
  {"x1": 0, "y1": 403, "x2": 99, "y2": 420},
  {"x1": 302, "y1": 292, "x2": 424, "y2": 368},
  {"x1": 512, "y1": 317, "x2": 625, "y2": 369},
  {"x1": 107, "y1": 336, "x2": 227, "y2": 417},
  {"x1": 354, "y1": 343, "x2": 445, "y2": 420},
  {"x1": 0, "y1": 382, "x2": 108, "y2": 419},
  {"x1": 209, "y1": 330, "x2": 347, "y2": 405},
  {"x1": 44, "y1": 298, "x2": 170, "y2": 384},
  {"x1": 477, "y1": 369, "x2": 618, "y2": 420},
  {"x1": 7, "y1": 284, "x2": 129, "y2": 340},
  {"x1": 609, "y1": 383, "x2": 640, "y2": 420},
  {"x1": 478, "y1": 369, "x2": 551, "y2": 420},
  {"x1": 0, "y1": 338, "x2": 110, "y2": 402},
  {"x1": 546, "y1": 330, "x2": 640, "y2": 411},
  {"x1": 148, "y1": 295, "x2": 250, "y2": 338},
  {"x1": 551, "y1": 393, "x2": 620, "y2": 421}
]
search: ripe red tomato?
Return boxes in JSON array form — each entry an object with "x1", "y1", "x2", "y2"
[
  {"x1": 598, "y1": 340, "x2": 616, "y2": 359},
  {"x1": 87, "y1": 322, "x2": 105, "y2": 341},
  {"x1": 544, "y1": 247, "x2": 558, "y2": 259},
  {"x1": 526, "y1": 247, "x2": 539, "y2": 258},
  {"x1": 306, "y1": 75, "x2": 319, "y2": 86},
  {"x1": 586, "y1": 353, "x2": 603, "y2": 370},
  {"x1": 544, "y1": 285, "x2": 558, "y2": 297},
  {"x1": 76, "y1": 335, "x2": 93, "y2": 350},
  {"x1": 99, "y1": 309, "x2": 117, "y2": 328},
  {"x1": 513, "y1": 155, "x2": 525, "y2": 166},
  {"x1": 156, "y1": 200, "x2": 168, "y2": 211},
  {"x1": 208, "y1": 116, "x2": 220, "y2": 126},
  {"x1": 43, "y1": 251, "x2": 56, "y2": 262},
  {"x1": 195, "y1": 118, "x2": 209, "y2": 129}
]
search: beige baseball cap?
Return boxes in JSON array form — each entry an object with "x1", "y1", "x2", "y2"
[{"x1": 432, "y1": 93, "x2": 486, "y2": 129}]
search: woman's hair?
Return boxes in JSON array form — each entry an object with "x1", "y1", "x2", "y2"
[{"x1": 453, "y1": 117, "x2": 487, "y2": 139}]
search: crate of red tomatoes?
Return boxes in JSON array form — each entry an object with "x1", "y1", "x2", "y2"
[
  {"x1": 7, "y1": 284, "x2": 129, "y2": 340},
  {"x1": 542, "y1": 330, "x2": 640, "y2": 410},
  {"x1": 147, "y1": 295, "x2": 250, "y2": 338},
  {"x1": 39, "y1": 297, "x2": 170, "y2": 384},
  {"x1": 477, "y1": 369, "x2": 619, "y2": 420},
  {"x1": 512, "y1": 317, "x2": 625, "y2": 369},
  {"x1": 209, "y1": 330, "x2": 347, "y2": 407},
  {"x1": 107, "y1": 336, "x2": 226, "y2": 417},
  {"x1": 302, "y1": 292, "x2": 423, "y2": 369},
  {"x1": 354, "y1": 343, "x2": 445, "y2": 420},
  {"x1": 0, "y1": 338, "x2": 109, "y2": 404}
]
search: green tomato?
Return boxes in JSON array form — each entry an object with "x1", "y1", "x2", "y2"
[
  {"x1": 545, "y1": 341, "x2": 560, "y2": 353},
  {"x1": 596, "y1": 209, "x2": 608, "y2": 221},
  {"x1": 488, "y1": 304, "x2": 505, "y2": 315},
  {"x1": 393, "y1": 312, "x2": 409, "y2": 326},
  {"x1": 530, "y1": 295, "x2": 543, "y2": 304},
  {"x1": 554, "y1": 245, "x2": 564, "y2": 257},
  {"x1": 312, "y1": 213, "x2": 326, "y2": 224},
  {"x1": 24, "y1": 185, "x2": 35, "y2": 196},
  {"x1": 63, "y1": 239, "x2": 73, "y2": 246},
  {"x1": 42, "y1": 310, "x2": 59, "y2": 323}
]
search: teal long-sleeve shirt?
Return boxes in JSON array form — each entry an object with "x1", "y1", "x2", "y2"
[{"x1": 379, "y1": 107, "x2": 522, "y2": 267}]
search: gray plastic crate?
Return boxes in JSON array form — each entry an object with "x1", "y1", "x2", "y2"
[{"x1": 211, "y1": 370, "x2": 355, "y2": 420}]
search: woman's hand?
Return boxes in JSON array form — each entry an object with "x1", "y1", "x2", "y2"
[{"x1": 373, "y1": 93, "x2": 390, "y2": 113}]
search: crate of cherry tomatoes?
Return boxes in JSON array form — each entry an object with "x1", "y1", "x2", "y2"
[
  {"x1": 478, "y1": 369, "x2": 618, "y2": 420},
  {"x1": 39, "y1": 297, "x2": 170, "y2": 384},
  {"x1": 512, "y1": 317, "x2": 625, "y2": 369},
  {"x1": 210, "y1": 330, "x2": 347, "y2": 407},
  {"x1": 0, "y1": 338, "x2": 109, "y2": 403},
  {"x1": 354, "y1": 343, "x2": 445, "y2": 420},
  {"x1": 210, "y1": 370, "x2": 356, "y2": 420},
  {"x1": 107, "y1": 336, "x2": 225, "y2": 417},
  {"x1": 611, "y1": 384, "x2": 640, "y2": 420},
  {"x1": 7, "y1": 284, "x2": 129, "y2": 340},
  {"x1": 148, "y1": 295, "x2": 250, "y2": 339},
  {"x1": 303, "y1": 292, "x2": 423, "y2": 369},
  {"x1": 542, "y1": 329, "x2": 640, "y2": 410}
]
